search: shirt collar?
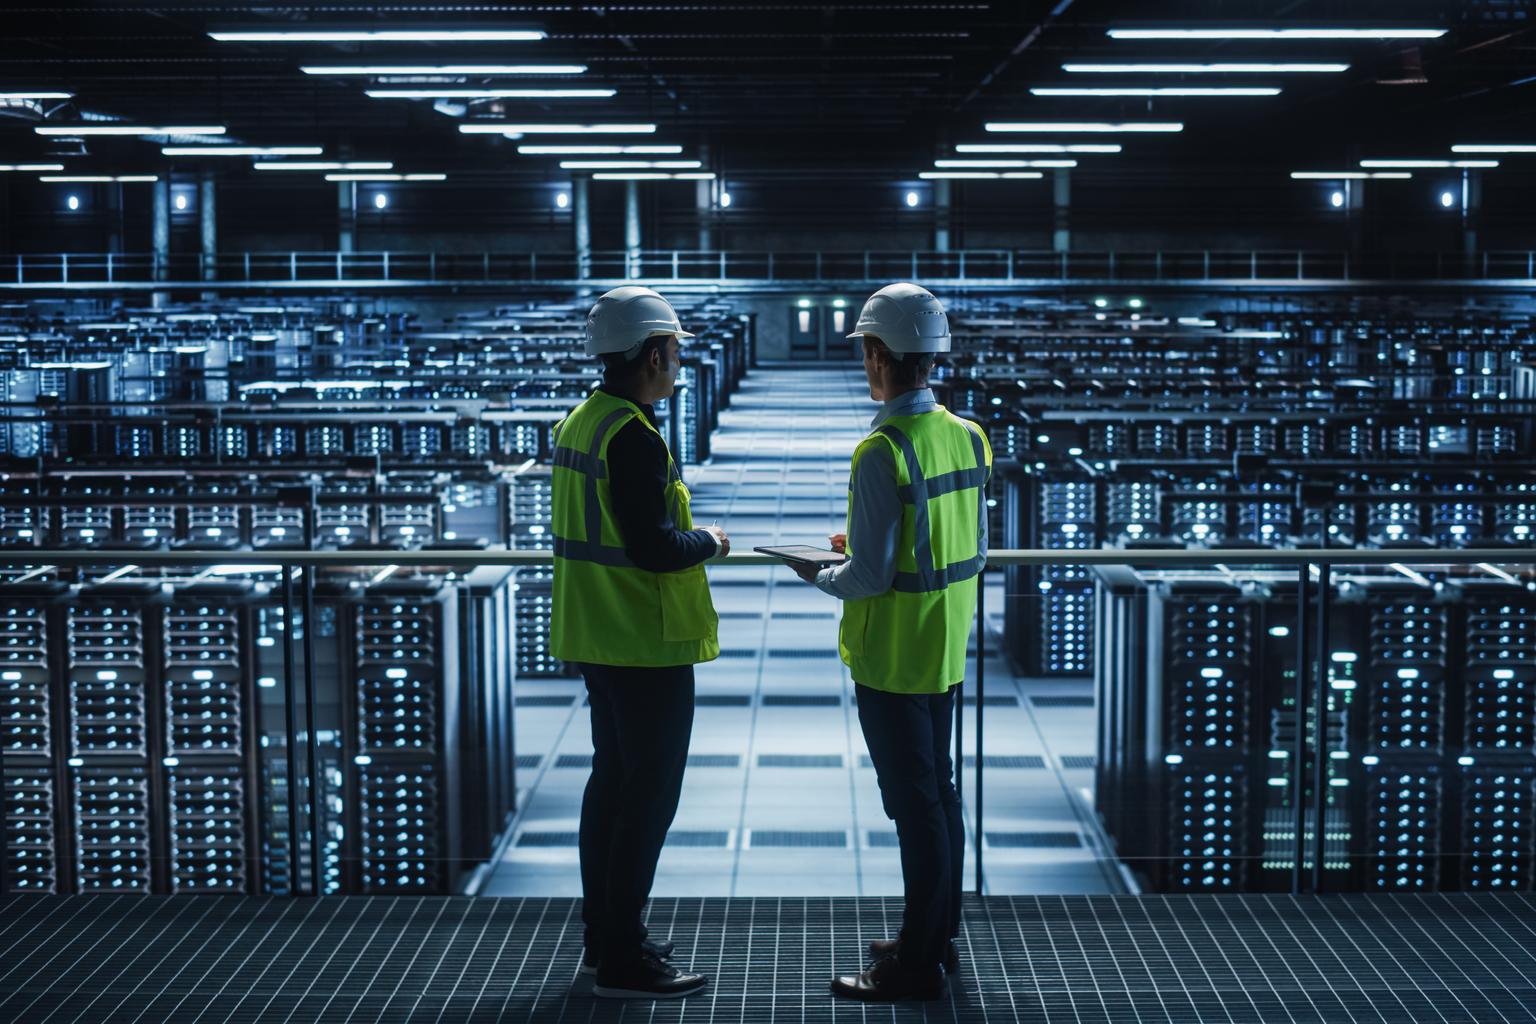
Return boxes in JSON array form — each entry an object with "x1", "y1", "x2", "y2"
[
  {"x1": 870, "y1": 387, "x2": 937, "y2": 429},
  {"x1": 596, "y1": 383, "x2": 657, "y2": 425}
]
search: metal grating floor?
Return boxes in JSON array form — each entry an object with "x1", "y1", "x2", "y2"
[{"x1": 4, "y1": 893, "x2": 1536, "y2": 1023}]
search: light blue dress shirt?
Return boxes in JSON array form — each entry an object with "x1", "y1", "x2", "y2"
[{"x1": 814, "y1": 387, "x2": 988, "y2": 600}]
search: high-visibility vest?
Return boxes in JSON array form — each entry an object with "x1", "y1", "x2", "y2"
[
  {"x1": 549, "y1": 389, "x2": 719, "y2": 668},
  {"x1": 838, "y1": 408, "x2": 992, "y2": 693}
]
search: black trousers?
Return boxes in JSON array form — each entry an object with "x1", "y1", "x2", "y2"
[
  {"x1": 854, "y1": 682, "x2": 964, "y2": 971},
  {"x1": 577, "y1": 662, "x2": 695, "y2": 964}
]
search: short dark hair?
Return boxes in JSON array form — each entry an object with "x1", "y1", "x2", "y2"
[
  {"x1": 863, "y1": 336, "x2": 935, "y2": 390},
  {"x1": 600, "y1": 333, "x2": 670, "y2": 379}
]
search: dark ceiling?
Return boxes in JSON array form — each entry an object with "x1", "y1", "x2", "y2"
[{"x1": 2, "y1": 1, "x2": 1534, "y2": 184}]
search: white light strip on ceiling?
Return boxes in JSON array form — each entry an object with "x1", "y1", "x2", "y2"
[
  {"x1": 1360, "y1": 159, "x2": 1498, "y2": 168},
  {"x1": 41, "y1": 175, "x2": 159, "y2": 182},
  {"x1": 35, "y1": 124, "x2": 226, "y2": 136},
  {"x1": 986, "y1": 121, "x2": 1183, "y2": 133},
  {"x1": 1030, "y1": 86, "x2": 1280, "y2": 96},
  {"x1": 460, "y1": 123, "x2": 656, "y2": 134},
  {"x1": 162, "y1": 146, "x2": 323, "y2": 156},
  {"x1": 1290, "y1": 171, "x2": 1412, "y2": 179},
  {"x1": 935, "y1": 159, "x2": 1077, "y2": 168},
  {"x1": 0, "y1": 163, "x2": 65, "y2": 171},
  {"x1": 210, "y1": 29, "x2": 546, "y2": 42},
  {"x1": 519, "y1": 144, "x2": 683, "y2": 154},
  {"x1": 366, "y1": 88, "x2": 615, "y2": 98},
  {"x1": 1062, "y1": 62, "x2": 1348, "y2": 73},
  {"x1": 956, "y1": 143, "x2": 1122, "y2": 153},
  {"x1": 0, "y1": 91, "x2": 74, "y2": 99},
  {"x1": 559, "y1": 160, "x2": 702, "y2": 169},
  {"x1": 324, "y1": 173, "x2": 447, "y2": 181},
  {"x1": 1106, "y1": 28, "x2": 1446, "y2": 39},
  {"x1": 918, "y1": 171, "x2": 1044, "y2": 179},
  {"x1": 253, "y1": 161, "x2": 393, "y2": 171},
  {"x1": 590, "y1": 172, "x2": 715, "y2": 180},
  {"x1": 1452, "y1": 144, "x2": 1536, "y2": 153},
  {"x1": 302, "y1": 64, "x2": 585, "y2": 75}
]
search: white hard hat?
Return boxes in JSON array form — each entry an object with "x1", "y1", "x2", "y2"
[
  {"x1": 848, "y1": 282, "x2": 950, "y2": 354},
  {"x1": 583, "y1": 285, "x2": 695, "y2": 357}
]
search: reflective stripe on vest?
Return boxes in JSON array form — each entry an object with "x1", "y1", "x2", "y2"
[
  {"x1": 875, "y1": 419, "x2": 988, "y2": 594},
  {"x1": 551, "y1": 406, "x2": 637, "y2": 568}
]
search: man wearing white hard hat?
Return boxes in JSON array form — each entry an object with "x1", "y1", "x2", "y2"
[
  {"x1": 790, "y1": 282, "x2": 991, "y2": 1001},
  {"x1": 550, "y1": 285, "x2": 729, "y2": 1000}
]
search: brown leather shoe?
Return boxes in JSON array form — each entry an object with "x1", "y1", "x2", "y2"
[
  {"x1": 866, "y1": 937, "x2": 960, "y2": 974},
  {"x1": 830, "y1": 955, "x2": 945, "y2": 1002}
]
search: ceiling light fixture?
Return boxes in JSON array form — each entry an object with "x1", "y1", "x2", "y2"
[
  {"x1": 955, "y1": 143, "x2": 1123, "y2": 153},
  {"x1": 1062, "y1": 62, "x2": 1349, "y2": 73},
  {"x1": 1291, "y1": 171, "x2": 1412, "y2": 179},
  {"x1": 35, "y1": 124, "x2": 226, "y2": 136},
  {"x1": 1360, "y1": 159, "x2": 1498, "y2": 168},
  {"x1": 1451, "y1": 144, "x2": 1536, "y2": 153},
  {"x1": 518, "y1": 144, "x2": 683, "y2": 155},
  {"x1": 590, "y1": 172, "x2": 715, "y2": 180},
  {"x1": 253, "y1": 161, "x2": 393, "y2": 171},
  {"x1": 0, "y1": 91, "x2": 74, "y2": 100},
  {"x1": 918, "y1": 171, "x2": 1045, "y2": 179},
  {"x1": 1106, "y1": 27, "x2": 1446, "y2": 40},
  {"x1": 41, "y1": 174, "x2": 159, "y2": 182},
  {"x1": 986, "y1": 121, "x2": 1182, "y2": 133},
  {"x1": 162, "y1": 146, "x2": 323, "y2": 157},
  {"x1": 301, "y1": 64, "x2": 585, "y2": 75},
  {"x1": 324, "y1": 173, "x2": 447, "y2": 181},
  {"x1": 210, "y1": 29, "x2": 546, "y2": 42},
  {"x1": 1029, "y1": 86, "x2": 1280, "y2": 96},
  {"x1": 365, "y1": 87, "x2": 615, "y2": 99},
  {"x1": 559, "y1": 160, "x2": 702, "y2": 169},
  {"x1": 0, "y1": 163, "x2": 65, "y2": 171},
  {"x1": 934, "y1": 159, "x2": 1077, "y2": 168},
  {"x1": 460, "y1": 123, "x2": 656, "y2": 134}
]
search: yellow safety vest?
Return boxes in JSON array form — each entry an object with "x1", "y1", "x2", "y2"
[
  {"x1": 838, "y1": 408, "x2": 992, "y2": 693},
  {"x1": 550, "y1": 389, "x2": 720, "y2": 667}
]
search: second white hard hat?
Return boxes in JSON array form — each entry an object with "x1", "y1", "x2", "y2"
[
  {"x1": 847, "y1": 282, "x2": 951, "y2": 354},
  {"x1": 584, "y1": 285, "x2": 695, "y2": 357}
]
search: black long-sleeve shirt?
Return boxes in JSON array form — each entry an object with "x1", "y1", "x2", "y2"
[{"x1": 598, "y1": 385, "x2": 717, "y2": 573}]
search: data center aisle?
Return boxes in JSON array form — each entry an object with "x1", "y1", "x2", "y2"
[{"x1": 484, "y1": 366, "x2": 1123, "y2": 898}]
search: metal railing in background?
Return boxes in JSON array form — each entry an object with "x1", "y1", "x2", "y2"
[
  {"x1": 3, "y1": 545, "x2": 1529, "y2": 899},
  {"x1": 5, "y1": 249, "x2": 1536, "y2": 287}
]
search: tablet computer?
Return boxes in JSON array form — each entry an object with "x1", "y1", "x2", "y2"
[{"x1": 753, "y1": 545, "x2": 848, "y2": 567}]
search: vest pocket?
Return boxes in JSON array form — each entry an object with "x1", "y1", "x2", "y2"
[
  {"x1": 658, "y1": 565, "x2": 716, "y2": 643},
  {"x1": 841, "y1": 600, "x2": 871, "y2": 656}
]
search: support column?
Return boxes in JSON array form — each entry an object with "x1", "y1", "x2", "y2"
[
  {"x1": 624, "y1": 179, "x2": 641, "y2": 279},
  {"x1": 1052, "y1": 168, "x2": 1071, "y2": 253},
  {"x1": 151, "y1": 176, "x2": 171, "y2": 308},
  {"x1": 1346, "y1": 178, "x2": 1366, "y2": 263},
  {"x1": 696, "y1": 144, "x2": 713, "y2": 253},
  {"x1": 573, "y1": 176, "x2": 591, "y2": 284},
  {"x1": 105, "y1": 183, "x2": 123, "y2": 255},
  {"x1": 337, "y1": 180, "x2": 356, "y2": 254},
  {"x1": 199, "y1": 170, "x2": 217, "y2": 294},
  {"x1": 934, "y1": 179, "x2": 952, "y2": 252},
  {"x1": 1463, "y1": 169, "x2": 1481, "y2": 264}
]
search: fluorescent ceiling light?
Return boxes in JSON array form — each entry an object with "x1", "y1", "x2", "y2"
[
  {"x1": 1452, "y1": 144, "x2": 1536, "y2": 153},
  {"x1": 918, "y1": 171, "x2": 1044, "y2": 179},
  {"x1": 302, "y1": 64, "x2": 585, "y2": 75},
  {"x1": 0, "y1": 163, "x2": 64, "y2": 171},
  {"x1": 591, "y1": 172, "x2": 715, "y2": 180},
  {"x1": 519, "y1": 144, "x2": 683, "y2": 155},
  {"x1": 366, "y1": 87, "x2": 615, "y2": 98},
  {"x1": 1063, "y1": 62, "x2": 1348, "y2": 73},
  {"x1": 986, "y1": 121, "x2": 1182, "y2": 133},
  {"x1": 1360, "y1": 159, "x2": 1498, "y2": 168},
  {"x1": 1030, "y1": 86, "x2": 1280, "y2": 97},
  {"x1": 254, "y1": 161, "x2": 393, "y2": 171},
  {"x1": 210, "y1": 29, "x2": 546, "y2": 42},
  {"x1": 460, "y1": 123, "x2": 655, "y2": 134},
  {"x1": 955, "y1": 143, "x2": 1122, "y2": 153},
  {"x1": 0, "y1": 91, "x2": 74, "y2": 100},
  {"x1": 35, "y1": 124, "x2": 226, "y2": 136},
  {"x1": 41, "y1": 174, "x2": 159, "y2": 182},
  {"x1": 559, "y1": 160, "x2": 702, "y2": 169},
  {"x1": 324, "y1": 173, "x2": 447, "y2": 181},
  {"x1": 1106, "y1": 28, "x2": 1446, "y2": 40},
  {"x1": 935, "y1": 159, "x2": 1076, "y2": 168},
  {"x1": 1290, "y1": 171, "x2": 1412, "y2": 179},
  {"x1": 162, "y1": 145, "x2": 323, "y2": 157}
]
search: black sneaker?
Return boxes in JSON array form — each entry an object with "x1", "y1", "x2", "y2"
[
  {"x1": 830, "y1": 955, "x2": 945, "y2": 1002},
  {"x1": 593, "y1": 952, "x2": 707, "y2": 1000},
  {"x1": 867, "y1": 937, "x2": 961, "y2": 975},
  {"x1": 579, "y1": 938, "x2": 675, "y2": 976}
]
